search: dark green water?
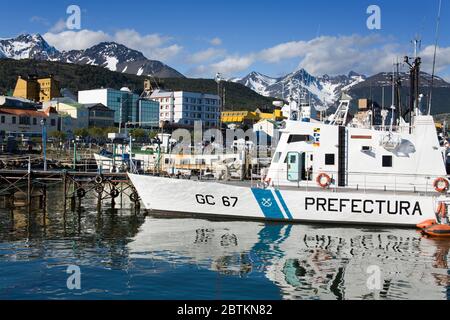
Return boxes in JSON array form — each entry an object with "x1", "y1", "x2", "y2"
[{"x1": 0, "y1": 186, "x2": 449, "y2": 300}]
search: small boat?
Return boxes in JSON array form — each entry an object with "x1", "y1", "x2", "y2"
[{"x1": 419, "y1": 201, "x2": 450, "y2": 237}]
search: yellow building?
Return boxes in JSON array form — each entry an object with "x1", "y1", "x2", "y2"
[
  {"x1": 221, "y1": 108, "x2": 285, "y2": 125},
  {"x1": 13, "y1": 75, "x2": 61, "y2": 103}
]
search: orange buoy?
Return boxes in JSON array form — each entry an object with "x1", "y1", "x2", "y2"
[
  {"x1": 433, "y1": 177, "x2": 449, "y2": 193},
  {"x1": 417, "y1": 219, "x2": 437, "y2": 229},
  {"x1": 423, "y1": 224, "x2": 450, "y2": 237},
  {"x1": 316, "y1": 173, "x2": 332, "y2": 189}
]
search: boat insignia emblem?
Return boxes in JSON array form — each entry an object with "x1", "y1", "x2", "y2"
[{"x1": 261, "y1": 198, "x2": 273, "y2": 208}]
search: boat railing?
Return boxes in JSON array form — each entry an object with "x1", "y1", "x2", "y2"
[{"x1": 266, "y1": 169, "x2": 449, "y2": 196}]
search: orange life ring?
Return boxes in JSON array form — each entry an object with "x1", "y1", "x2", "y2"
[
  {"x1": 433, "y1": 177, "x2": 449, "y2": 193},
  {"x1": 317, "y1": 173, "x2": 332, "y2": 189}
]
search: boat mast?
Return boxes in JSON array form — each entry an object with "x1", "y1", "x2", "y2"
[
  {"x1": 390, "y1": 61, "x2": 396, "y2": 131},
  {"x1": 428, "y1": 0, "x2": 442, "y2": 115}
]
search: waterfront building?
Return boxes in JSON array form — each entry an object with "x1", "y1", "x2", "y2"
[
  {"x1": 85, "y1": 103, "x2": 115, "y2": 128},
  {"x1": 0, "y1": 97, "x2": 59, "y2": 138},
  {"x1": 222, "y1": 108, "x2": 285, "y2": 127},
  {"x1": 43, "y1": 97, "x2": 89, "y2": 131},
  {"x1": 149, "y1": 89, "x2": 221, "y2": 128},
  {"x1": 13, "y1": 75, "x2": 61, "y2": 103},
  {"x1": 78, "y1": 88, "x2": 159, "y2": 128},
  {"x1": 44, "y1": 98, "x2": 114, "y2": 129}
]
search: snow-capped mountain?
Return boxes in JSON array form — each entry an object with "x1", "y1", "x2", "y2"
[
  {"x1": 0, "y1": 34, "x2": 59, "y2": 60},
  {"x1": 59, "y1": 42, "x2": 184, "y2": 77},
  {"x1": 231, "y1": 69, "x2": 366, "y2": 107},
  {"x1": 0, "y1": 34, "x2": 184, "y2": 78}
]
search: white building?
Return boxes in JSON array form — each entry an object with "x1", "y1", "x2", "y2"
[
  {"x1": 78, "y1": 88, "x2": 159, "y2": 127},
  {"x1": 43, "y1": 97, "x2": 89, "y2": 132},
  {"x1": 0, "y1": 96, "x2": 59, "y2": 137},
  {"x1": 150, "y1": 90, "x2": 221, "y2": 128}
]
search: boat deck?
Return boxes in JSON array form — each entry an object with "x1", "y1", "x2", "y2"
[{"x1": 193, "y1": 178, "x2": 450, "y2": 197}]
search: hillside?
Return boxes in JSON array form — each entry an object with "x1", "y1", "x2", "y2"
[
  {"x1": 235, "y1": 69, "x2": 450, "y2": 115},
  {"x1": 0, "y1": 34, "x2": 184, "y2": 78},
  {"x1": 0, "y1": 59, "x2": 277, "y2": 111}
]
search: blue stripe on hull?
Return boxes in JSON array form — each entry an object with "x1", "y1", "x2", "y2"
[
  {"x1": 274, "y1": 190, "x2": 293, "y2": 220},
  {"x1": 251, "y1": 188, "x2": 285, "y2": 219}
]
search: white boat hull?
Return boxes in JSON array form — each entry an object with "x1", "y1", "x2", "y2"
[{"x1": 128, "y1": 173, "x2": 438, "y2": 227}]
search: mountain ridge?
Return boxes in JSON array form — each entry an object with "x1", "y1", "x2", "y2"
[
  {"x1": 0, "y1": 33, "x2": 184, "y2": 78},
  {"x1": 0, "y1": 59, "x2": 276, "y2": 111},
  {"x1": 232, "y1": 68, "x2": 450, "y2": 114}
]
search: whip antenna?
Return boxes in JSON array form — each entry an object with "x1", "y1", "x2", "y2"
[{"x1": 428, "y1": 0, "x2": 442, "y2": 115}]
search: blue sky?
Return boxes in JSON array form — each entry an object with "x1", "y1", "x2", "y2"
[{"x1": 2, "y1": 0, "x2": 450, "y2": 79}]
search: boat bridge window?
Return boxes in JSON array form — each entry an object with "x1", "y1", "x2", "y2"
[
  {"x1": 325, "y1": 154, "x2": 335, "y2": 165},
  {"x1": 382, "y1": 155, "x2": 393, "y2": 167},
  {"x1": 288, "y1": 135, "x2": 312, "y2": 143}
]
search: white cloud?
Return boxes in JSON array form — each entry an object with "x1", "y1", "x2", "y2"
[
  {"x1": 209, "y1": 55, "x2": 255, "y2": 75},
  {"x1": 419, "y1": 45, "x2": 450, "y2": 74},
  {"x1": 151, "y1": 44, "x2": 183, "y2": 62},
  {"x1": 210, "y1": 37, "x2": 222, "y2": 46},
  {"x1": 114, "y1": 29, "x2": 168, "y2": 50},
  {"x1": 43, "y1": 28, "x2": 183, "y2": 61},
  {"x1": 113, "y1": 29, "x2": 182, "y2": 61},
  {"x1": 43, "y1": 30, "x2": 111, "y2": 51},
  {"x1": 199, "y1": 35, "x2": 439, "y2": 77},
  {"x1": 187, "y1": 48, "x2": 226, "y2": 64},
  {"x1": 256, "y1": 35, "x2": 401, "y2": 75},
  {"x1": 48, "y1": 19, "x2": 67, "y2": 33}
]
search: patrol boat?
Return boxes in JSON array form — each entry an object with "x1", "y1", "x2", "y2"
[{"x1": 128, "y1": 56, "x2": 450, "y2": 227}]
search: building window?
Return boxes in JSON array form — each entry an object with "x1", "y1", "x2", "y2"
[
  {"x1": 325, "y1": 154, "x2": 335, "y2": 165},
  {"x1": 12, "y1": 117, "x2": 16, "y2": 124},
  {"x1": 33, "y1": 118, "x2": 37, "y2": 125},
  {"x1": 19, "y1": 116, "x2": 30, "y2": 125},
  {"x1": 0, "y1": 116, "x2": 4, "y2": 124},
  {"x1": 382, "y1": 155, "x2": 393, "y2": 167},
  {"x1": 51, "y1": 119, "x2": 56, "y2": 126}
]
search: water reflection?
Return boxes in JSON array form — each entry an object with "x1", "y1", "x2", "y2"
[
  {"x1": 129, "y1": 218, "x2": 450, "y2": 300},
  {"x1": 0, "y1": 186, "x2": 449, "y2": 300}
]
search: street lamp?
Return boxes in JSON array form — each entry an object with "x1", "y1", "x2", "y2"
[
  {"x1": 215, "y1": 73, "x2": 223, "y2": 128},
  {"x1": 40, "y1": 119, "x2": 47, "y2": 171}
]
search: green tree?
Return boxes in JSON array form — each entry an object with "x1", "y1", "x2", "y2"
[
  {"x1": 49, "y1": 130, "x2": 67, "y2": 142},
  {"x1": 148, "y1": 130, "x2": 158, "y2": 139},
  {"x1": 130, "y1": 128, "x2": 146, "y2": 141},
  {"x1": 74, "y1": 128, "x2": 89, "y2": 138},
  {"x1": 88, "y1": 127, "x2": 105, "y2": 140}
]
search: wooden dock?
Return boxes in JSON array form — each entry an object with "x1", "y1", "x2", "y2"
[{"x1": 0, "y1": 169, "x2": 140, "y2": 213}]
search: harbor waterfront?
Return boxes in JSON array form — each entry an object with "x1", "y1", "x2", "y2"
[
  {"x1": 1, "y1": 0, "x2": 450, "y2": 304},
  {"x1": 1, "y1": 185, "x2": 450, "y2": 300}
]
